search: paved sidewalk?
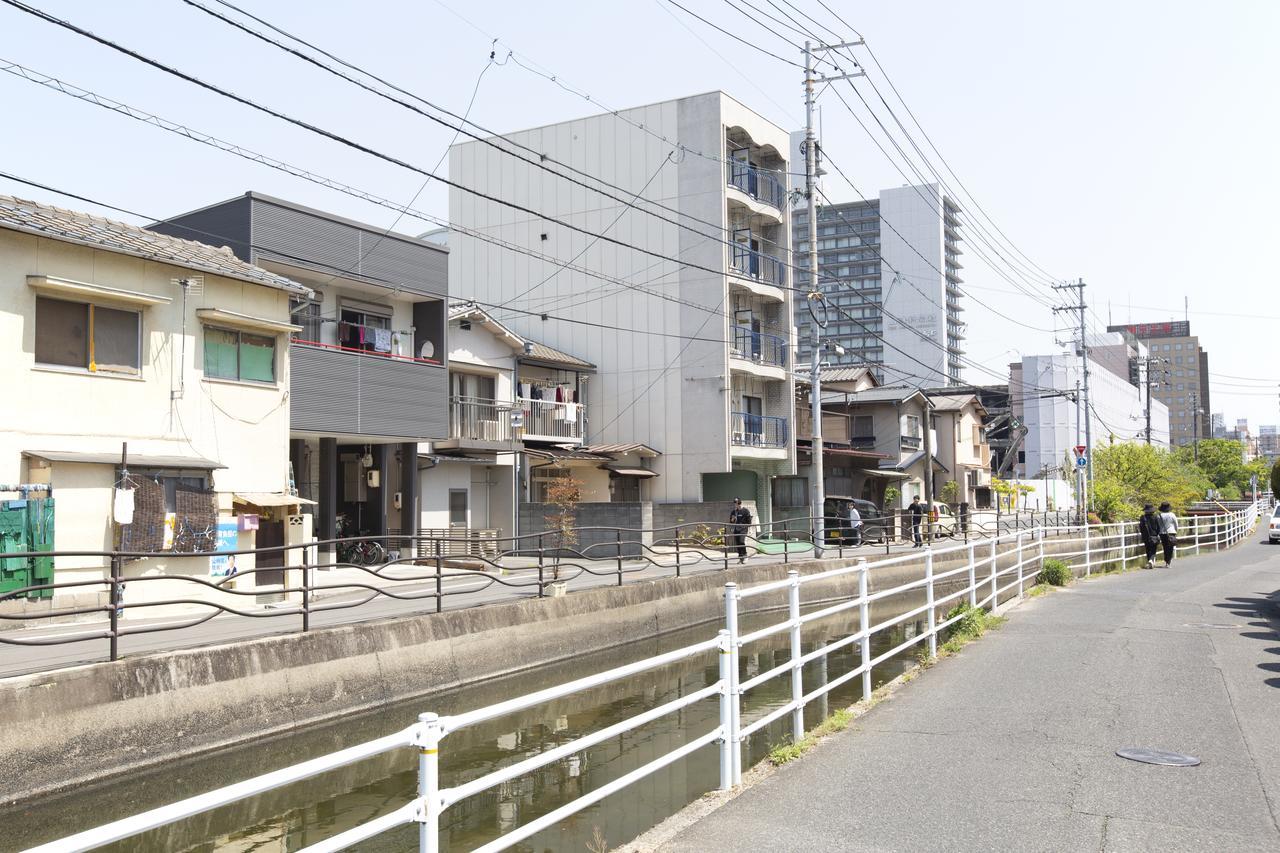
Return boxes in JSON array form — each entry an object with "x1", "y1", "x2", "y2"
[{"x1": 660, "y1": 530, "x2": 1280, "y2": 852}]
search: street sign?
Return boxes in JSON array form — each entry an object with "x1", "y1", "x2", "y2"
[
  {"x1": 1074, "y1": 445, "x2": 1086, "y2": 456},
  {"x1": 1076, "y1": 456, "x2": 1088, "y2": 469}
]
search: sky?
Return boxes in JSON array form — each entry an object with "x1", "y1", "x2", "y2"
[{"x1": 2, "y1": 0, "x2": 1277, "y2": 428}]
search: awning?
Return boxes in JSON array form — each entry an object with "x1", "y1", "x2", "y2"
[
  {"x1": 797, "y1": 445, "x2": 889, "y2": 460},
  {"x1": 862, "y1": 469, "x2": 911, "y2": 480},
  {"x1": 889, "y1": 450, "x2": 950, "y2": 474},
  {"x1": 524, "y1": 447, "x2": 610, "y2": 462},
  {"x1": 197, "y1": 308, "x2": 301, "y2": 335},
  {"x1": 25, "y1": 450, "x2": 224, "y2": 469},
  {"x1": 28, "y1": 274, "x2": 172, "y2": 308},
  {"x1": 606, "y1": 467, "x2": 659, "y2": 478},
  {"x1": 234, "y1": 492, "x2": 317, "y2": 507}
]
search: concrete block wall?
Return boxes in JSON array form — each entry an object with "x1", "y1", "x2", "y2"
[{"x1": 518, "y1": 502, "x2": 648, "y2": 557}]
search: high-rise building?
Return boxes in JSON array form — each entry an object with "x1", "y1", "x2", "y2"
[
  {"x1": 1211, "y1": 412, "x2": 1226, "y2": 438},
  {"x1": 1105, "y1": 320, "x2": 1211, "y2": 448},
  {"x1": 1258, "y1": 425, "x2": 1279, "y2": 458},
  {"x1": 448, "y1": 92, "x2": 796, "y2": 521},
  {"x1": 793, "y1": 183, "x2": 965, "y2": 387}
]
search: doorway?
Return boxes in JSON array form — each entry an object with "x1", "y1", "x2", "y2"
[{"x1": 256, "y1": 519, "x2": 285, "y2": 586}]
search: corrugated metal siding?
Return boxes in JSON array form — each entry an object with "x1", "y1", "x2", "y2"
[
  {"x1": 250, "y1": 198, "x2": 446, "y2": 297},
  {"x1": 291, "y1": 344, "x2": 447, "y2": 439},
  {"x1": 148, "y1": 196, "x2": 253, "y2": 261}
]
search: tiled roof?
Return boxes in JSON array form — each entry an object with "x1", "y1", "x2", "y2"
[
  {"x1": 926, "y1": 393, "x2": 981, "y2": 412},
  {"x1": 523, "y1": 340, "x2": 595, "y2": 370},
  {"x1": 584, "y1": 443, "x2": 661, "y2": 457},
  {"x1": 0, "y1": 195, "x2": 310, "y2": 295},
  {"x1": 843, "y1": 386, "x2": 926, "y2": 404}
]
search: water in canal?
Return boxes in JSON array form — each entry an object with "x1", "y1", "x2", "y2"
[{"x1": 6, "y1": 595, "x2": 936, "y2": 852}]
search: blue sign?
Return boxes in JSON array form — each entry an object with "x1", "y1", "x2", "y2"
[
  {"x1": 209, "y1": 517, "x2": 238, "y2": 579},
  {"x1": 1075, "y1": 456, "x2": 1088, "y2": 468}
]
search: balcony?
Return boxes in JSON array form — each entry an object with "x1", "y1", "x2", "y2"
[
  {"x1": 731, "y1": 412, "x2": 789, "y2": 456},
  {"x1": 518, "y1": 397, "x2": 585, "y2": 443},
  {"x1": 730, "y1": 326, "x2": 788, "y2": 377},
  {"x1": 729, "y1": 245, "x2": 787, "y2": 294},
  {"x1": 291, "y1": 340, "x2": 446, "y2": 439},
  {"x1": 441, "y1": 396, "x2": 514, "y2": 450},
  {"x1": 727, "y1": 161, "x2": 786, "y2": 212},
  {"x1": 900, "y1": 434, "x2": 922, "y2": 452}
]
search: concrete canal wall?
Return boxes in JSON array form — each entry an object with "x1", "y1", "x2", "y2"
[{"x1": 0, "y1": 535, "x2": 1112, "y2": 802}]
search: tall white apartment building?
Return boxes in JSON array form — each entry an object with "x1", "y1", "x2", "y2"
[
  {"x1": 792, "y1": 180, "x2": 965, "y2": 386},
  {"x1": 449, "y1": 92, "x2": 796, "y2": 520}
]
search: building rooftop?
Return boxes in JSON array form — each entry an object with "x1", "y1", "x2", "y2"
[{"x1": 0, "y1": 195, "x2": 309, "y2": 295}]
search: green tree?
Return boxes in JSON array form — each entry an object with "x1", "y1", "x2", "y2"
[
  {"x1": 1091, "y1": 443, "x2": 1207, "y2": 521},
  {"x1": 1175, "y1": 439, "x2": 1246, "y2": 491},
  {"x1": 1271, "y1": 458, "x2": 1280, "y2": 496},
  {"x1": 939, "y1": 480, "x2": 960, "y2": 505}
]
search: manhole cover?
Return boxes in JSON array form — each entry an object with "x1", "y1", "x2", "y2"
[
  {"x1": 1116, "y1": 748, "x2": 1201, "y2": 767},
  {"x1": 1183, "y1": 623, "x2": 1241, "y2": 629}
]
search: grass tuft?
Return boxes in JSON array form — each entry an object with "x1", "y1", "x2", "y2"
[
  {"x1": 1037, "y1": 558, "x2": 1073, "y2": 587},
  {"x1": 767, "y1": 708, "x2": 854, "y2": 766}
]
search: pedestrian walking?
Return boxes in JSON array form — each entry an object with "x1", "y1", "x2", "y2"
[
  {"x1": 728, "y1": 498, "x2": 753, "y2": 564},
  {"x1": 848, "y1": 502, "x2": 863, "y2": 546},
  {"x1": 1138, "y1": 504, "x2": 1161, "y2": 569},
  {"x1": 909, "y1": 496, "x2": 925, "y2": 548},
  {"x1": 1157, "y1": 502, "x2": 1178, "y2": 566}
]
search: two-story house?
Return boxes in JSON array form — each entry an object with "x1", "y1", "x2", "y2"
[
  {"x1": 926, "y1": 393, "x2": 993, "y2": 510},
  {"x1": 150, "y1": 193, "x2": 448, "y2": 565},
  {"x1": 0, "y1": 194, "x2": 309, "y2": 604}
]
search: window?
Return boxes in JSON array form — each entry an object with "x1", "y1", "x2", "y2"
[
  {"x1": 531, "y1": 467, "x2": 569, "y2": 502},
  {"x1": 339, "y1": 304, "x2": 392, "y2": 353},
  {"x1": 204, "y1": 327, "x2": 277, "y2": 383},
  {"x1": 290, "y1": 294, "x2": 323, "y2": 342},
  {"x1": 772, "y1": 476, "x2": 807, "y2": 508},
  {"x1": 35, "y1": 296, "x2": 140, "y2": 374},
  {"x1": 448, "y1": 489, "x2": 468, "y2": 525},
  {"x1": 852, "y1": 415, "x2": 874, "y2": 438},
  {"x1": 904, "y1": 414, "x2": 922, "y2": 438}
]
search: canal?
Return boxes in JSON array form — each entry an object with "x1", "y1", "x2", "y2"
[{"x1": 5, "y1": 593, "x2": 938, "y2": 852}]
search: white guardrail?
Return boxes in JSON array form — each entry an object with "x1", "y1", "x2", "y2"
[{"x1": 26, "y1": 502, "x2": 1266, "y2": 853}]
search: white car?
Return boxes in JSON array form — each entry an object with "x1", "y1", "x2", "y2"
[{"x1": 1270, "y1": 505, "x2": 1280, "y2": 543}]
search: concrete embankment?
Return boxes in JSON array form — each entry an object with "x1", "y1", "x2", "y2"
[{"x1": 0, "y1": 536, "x2": 1100, "y2": 803}]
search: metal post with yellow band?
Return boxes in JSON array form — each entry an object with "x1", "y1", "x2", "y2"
[{"x1": 415, "y1": 712, "x2": 442, "y2": 853}]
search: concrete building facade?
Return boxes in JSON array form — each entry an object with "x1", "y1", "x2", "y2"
[
  {"x1": 793, "y1": 183, "x2": 965, "y2": 386},
  {"x1": 448, "y1": 91, "x2": 796, "y2": 523},
  {"x1": 1106, "y1": 320, "x2": 1211, "y2": 448}
]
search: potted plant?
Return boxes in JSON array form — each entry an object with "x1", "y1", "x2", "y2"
[{"x1": 543, "y1": 475, "x2": 580, "y2": 597}]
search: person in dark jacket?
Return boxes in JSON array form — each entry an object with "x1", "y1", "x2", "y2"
[
  {"x1": 909, "y1": 496, "x2": 925, "y2": 547},
  {"x1": 728, "y1": 498, "x2": 753, "y2": 564},
  {"x1": 1138, "y1": 504, "x2": 1161, "y2": 569}
]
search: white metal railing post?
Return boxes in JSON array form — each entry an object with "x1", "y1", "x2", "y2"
[
  {"x1": 967, "y1": 541, "x2": 977, "y2": 608},
  {"x1": 925, "y1": 549, "x2": 937, "y2": 658},
  {"x1": 1038, "y1": 524, "x2": 1046, "y2": 576},
  {"x1": 787, "y1": 569, "x2": 804, "y2": 744},
  {"x1": 724, "y1": 582, "x2": 742, "y2": 785},
  {"x1": 1084, "y1": 523, "x2": 1091, "y2": 576},
  {"x1": 415, "y1": 712, "x2": 442, "y2": 853},
  {"x1": 717, "y1": 629, "x2": 732, "y2": 791},
  {"x1": 989, "y1": 536, "x2": 998, "y2": 609},
  {"x1": 858, "y1": 558, "x2": 871, "y2": 702},
  {"x1": 1015, "y1": 531, "x2": 1024, "y2": 597}
]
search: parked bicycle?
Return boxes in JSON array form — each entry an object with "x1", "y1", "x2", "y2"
[{"x1": 335, "y1": 514, "x2": 386, "y2": 567}]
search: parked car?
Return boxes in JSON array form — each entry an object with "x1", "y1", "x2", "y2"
[
  {"x1": 1270, "y1": 504, "x2": 1280, "y2": 543},
  {"x1": 930, "y1": 502, "x2": 958, "y2": 537},
  {"x1": 823, "y1": 496, "x2": 887, "y2": 545}
]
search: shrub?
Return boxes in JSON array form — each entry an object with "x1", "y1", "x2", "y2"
[{"x1": 1038, "y1": 558, "x2": 1072, "y2": 587}]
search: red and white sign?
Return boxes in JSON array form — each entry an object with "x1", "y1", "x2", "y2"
[{"x1": 1074, "y1": 445, "x2": 1087, "y2": 456}]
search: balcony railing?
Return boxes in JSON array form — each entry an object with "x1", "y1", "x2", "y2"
[
  {"x1": 518, "y1": 397, "x2": 585, "y2": 441},
  {"x1": 450, "y1": 396, "x2": 513, "y2": 443},
  {"x1": 732, "y1": 412, "x2": 789, "y2": 449},
  {"x1": 730, "y1": 326, "x2": 788, "y2": 368},
  {"x1": 728, "y1": 161, "x2": 786, "y2": 209},
  {"x1": 900, "y1": 434, "x2": 922, "y2": 451},
  {"x1": 291, "y1": 340, "x2": 445, "y2": 438},
  {"x1": 730, "y1": 244, "x2": 787, "y2": 288}
]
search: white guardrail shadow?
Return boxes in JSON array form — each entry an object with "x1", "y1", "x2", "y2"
[{"x1": 25, "y1": 501, "x2": 1267, "y2": 853}]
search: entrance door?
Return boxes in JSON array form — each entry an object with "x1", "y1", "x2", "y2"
[
  {"x1": 256, "y1": 519, "x2": 285, "y2": 586},
  {"x1": 734, "y1": 309, "x2": 761, "y2": 361},
  {"x1": 744, "y1": 395, "x2": 764, "y2": 444}
]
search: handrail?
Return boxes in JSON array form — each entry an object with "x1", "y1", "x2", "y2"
[{"x1": 25, "y1": 501, "x2": 1265, "y2": 851}]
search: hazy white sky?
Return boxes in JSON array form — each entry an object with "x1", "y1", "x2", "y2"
[{"x1": 3, "y1": 1, "x2": 1276, "y2": 427}]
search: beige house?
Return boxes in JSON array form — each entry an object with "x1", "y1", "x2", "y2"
[
  {"x1": 0, "y1": 195, "x2": 310, "y2": 610},
  {"x1": 927, "y1": 393, "x2": 993, "y2": 510}
]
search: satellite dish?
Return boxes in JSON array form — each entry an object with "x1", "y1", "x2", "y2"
[{"x1": 419, "y1": 340, "x2": 434, "y2": 359}]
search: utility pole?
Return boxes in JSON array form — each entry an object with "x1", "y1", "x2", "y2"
[
  {"x1": 1054, "y1": 280, "x2": 1092, "y2": 500},
  {"x1": 1137, "y1": 355, "x2": 1167, "y2": 445},
  {"x1": 921, "y1": 395, "x2": 935, "y2": 541},
  {"x1": 1189, "y1": 390, "x2": 1200, "y2": 461},
  {"x1": 802, "y1": 39, "x2": 863, "y2": 554}
]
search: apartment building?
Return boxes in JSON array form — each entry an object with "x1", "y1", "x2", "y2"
[
  {"x1": 151, "y1": 192, "x2": 449, "y2": 562},
  {"x1": 793, "y1": 183, "x2": 965, "y2": 386},
  {"x1": 1106, "y1": 320, "x2": 1211, "y2": 448},
  {"x1": 448, "y1": 91, "x2": 796, "y2": 523},
  {"x1": 0, "y1": 194, "x2": 309, "y2": 601}
]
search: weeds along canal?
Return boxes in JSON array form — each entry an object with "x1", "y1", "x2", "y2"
[{"x1": 6, "y1": 589, "x2": 938, "y2": 852}]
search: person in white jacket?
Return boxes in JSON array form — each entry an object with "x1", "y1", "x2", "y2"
[{"x1": 1157, "y1": 502, "x2": 1178, "y2": 567}]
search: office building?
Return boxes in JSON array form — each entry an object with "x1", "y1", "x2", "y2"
[
  {"x1": 793, "y1": 183, "x2": 965, "y2": 386},
  {"x1": 1106, "y1": 320, "x2": 1211, "y2": 448},
  {"x1": 449, "y1": 92, "x2": 796, "y2": 522}
]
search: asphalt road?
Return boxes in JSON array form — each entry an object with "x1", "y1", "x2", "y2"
[{"x1": 660, "y1": 527, "x2": 1280, "y2": 852}]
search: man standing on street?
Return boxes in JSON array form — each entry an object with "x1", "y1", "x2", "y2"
[
  {"x1": 1138, "y1": 504, "x2": 1161, "y2": 569},
  {"x1": 909, "y1": 496, "x2": 925, "y2": 548},
  {"x1": 728, "y1": 498, "x2": 753, "y2": 564},
  {"x1": 848, "y1": 502, "x2": 863, "y2": 546}
]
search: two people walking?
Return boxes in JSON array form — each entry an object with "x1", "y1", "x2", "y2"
[{"x1": 1139, "y1": 502, "x2": 1178, "y2": 568}]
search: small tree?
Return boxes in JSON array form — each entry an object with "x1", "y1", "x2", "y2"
[
  {"x1": 883, "y1": 486, "x2": 900, "y2": 509},
  {"x1": 939, "y1": 480, "x2": 960, "y2": 506},
  {"x1": 543, "y1": 474, "x2": 580, "y2": 581},
  {"x1": 1271, "y1": 458, "x2": 1280, "y2": 498}
]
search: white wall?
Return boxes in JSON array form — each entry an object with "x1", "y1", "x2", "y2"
[
  {"x1": 879, "y1": 184, "x2": 950, "y2": 386},
  {"x1": 1, "y1": 229, "x2": 294, "y2": 581},
  {"x1": 449, "y1": 92, "x2": 794, "y2": 504}
]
